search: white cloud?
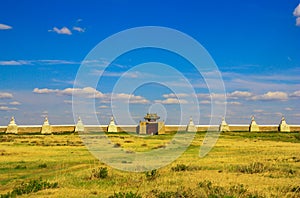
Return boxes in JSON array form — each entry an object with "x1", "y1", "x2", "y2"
[
  {"x1": 128, "y1": 98, "x2": 150, "y2": 104},
  {"x1": 123, "y1": 72, "x2": 140, "y2": 78},
  {"x1": 193, "y1": 90, "x2": 296, "y2": 102},
  {"x1": 0, "y1": 106, "x2": 18, "y2": 111},
  {"x1": 73, "y1": 26, "x2": 85, "y2": 32},
  {"x1": 0, "y1": 59, "x2": 78, "y2": 66},
  {"x1": 50, "y1": 27, "x2": 72, "y2": 35},
  {"x1": 197, "y1": 93, "x2": 237, "y2": 106},
  {"x1": 162, "y1": 93, "x2": 189, "y2": 98},
  {"x1": 0, "y1": 60, "x2": 31, "y2": 66},
  {"x1": 9, "y1": 101, "x2": 21, "y2": 105},
  {"x1": 227, "y1": 101, "x2": 241, "y2": 105},
  {"x1": 37, "y1": 59, "x2": 77, "y2": 65},
  {"x1": 91, "y1": 70, "x2": 141, "y2": 78},
  {"x1": 293, "y1": 4, "x2": 300, "y2": 26},
  {"x1": 228, "y1": 91, "x2": 253, "y2": 99},
  {"x1": 33, "y1": 87, "x2": 105, "y2": 98},
  {"x1": 0, "y1": 92, "x2": 13, "y2": 99},
  {"x1": 100, "y1": 70, "x2": 140, "y2": 78},
  {"x1": 293, "y1": 4, "x2": 300, "y2": 16},
  {"x1": 84, "y1": 61, "x2": 110, "y2": 69},
  {"x1": 296, "y1": 17, "x2": 300, "y2": 26},
  {"x1": 89, "y1": 60, "x2": 126, "y2": 68},
  {"x1": 33, "y1": 87, "x2": 149, "y2": 104},
  {"x1": 0, "y1": 23, "x2": 12, "y2": 30},
  {"x1": 214, "y1": 101, "x2": 241, "y2": 105},
  {"x1": 71, "y1": 87, "x2": 106, "y2": 98},
  {"x1": 197, "y1": 93, "x2": 226, "y2": 100},
  {"x1": 33, "y1": 88, "x2": 59, "y2": 94},
  {"x1": 221, "y1": 71, "x2": 299, "y2": 93},
  {"x1": 155, "y1": 98, "x2": 188, "y2": 104},
  {"x1": 285, "y1": 107, "x2": 293, "y2": 111},
  {"x1": 99, "y1": 105, "x2": 109, "y2": 109},
  {"x1": 289, "y1": 90, "x2": 300, "y2": 97},
  {"x1": 63, "y1": 100, "x2": 89, "y2": 105},
  {"x1": 250, "y1": 91, "x2": 288, "y2": 101},
  {"x1": 199, "y1": 100, "x2": 211, "y2": 104},
  {"x1": 91, "y1": 69, "x2": 149, "y2": 79},
  {"x1": 111, "y1": 93, "x2": 150, "y2": 104},
  {"x1": 210, "y1": 93, "x2": 226, "y2": 100}
]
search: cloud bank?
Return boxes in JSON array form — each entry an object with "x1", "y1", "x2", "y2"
[{"x1": 33, "y1": 87, "x2": 150, "y2": 104}]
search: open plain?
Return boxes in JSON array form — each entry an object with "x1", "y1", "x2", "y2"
[{"x1": 1, "y1": 132, "x2": 300, "y2": 197}]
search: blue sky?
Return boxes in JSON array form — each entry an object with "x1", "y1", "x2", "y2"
[{"x1": 0, "y1": 0, "x2": 299, "y2": 125}]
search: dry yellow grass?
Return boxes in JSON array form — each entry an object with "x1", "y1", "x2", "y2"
[{"x1": 0, "y1": 132, "x2": 300, "y2": 197}]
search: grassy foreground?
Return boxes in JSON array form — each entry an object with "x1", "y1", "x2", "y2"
[{"x1": 0, "y1": 132, "x2": 300, "y2": 197}]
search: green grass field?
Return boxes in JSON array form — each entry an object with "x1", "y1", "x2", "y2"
[{"x1": 1, "y1": 132, "x2": 300, "y2": 197}]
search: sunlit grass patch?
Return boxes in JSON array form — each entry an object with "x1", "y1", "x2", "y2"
[{"x1": 0, "y1": 132, "x2": 300, "y2": 197}]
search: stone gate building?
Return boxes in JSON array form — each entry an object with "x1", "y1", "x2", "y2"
[{"x1": 137, "y1": 113, "x2": 165, "y2": 135}]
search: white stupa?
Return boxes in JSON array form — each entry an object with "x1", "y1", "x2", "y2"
[
  {"x1": 249, "y1": 115, "x2": 259, "y2": 132},
  {"x1": 219, "y1": 117, "x2": 230, "y2": 132},
  {"x1": 41, "y1": 116, "x2": 52, "y2": 134},
  {"x1": 186, "y1": 117, "x2": 197, "y2": 132},
  {"x1": 6, "y1": 116, "x2": 18, "y2": 134},
  {"x1": 75, "y1": 117, "x2": 85, "y2": 132},
  {"x1": 279, "y1": 116, "x2": 290, "y2": 132},
  {"x1": 107, "y1": 116, "x2": 118, "y2": 132}
]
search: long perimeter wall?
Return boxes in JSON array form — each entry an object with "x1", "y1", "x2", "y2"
[{"x1": 1, "y1": 124, "x2": 300, "y2": 134}]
